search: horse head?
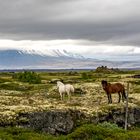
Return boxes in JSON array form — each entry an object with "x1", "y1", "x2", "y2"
[
  {"x1": 57, "y1": 81, "x2": 64, "y2": 88},
  {"x1": 101, "y1": 80, "x2": 108, "y2": 89}
]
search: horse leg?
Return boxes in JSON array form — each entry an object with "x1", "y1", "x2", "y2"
[
  {"x1": 123, "y1": 90, "x2": 127, "y2": 101},
  {"x1": 121, "y1": 91, "x2": 126, "y2": 102},
  {"x1": 109, "y1": 94, "x2": 112, "y2": 103},
  {"x1": 107, "y1": 93, "x2": 110, "y2": 104},
  {"x1": 60, "y1": 92, "x2": 63, "y2": 100},
  {"x1": 118, "y1": 92, "x2": 121, "y2": 103},
  {"x1": 67, "y1": 91, "x2": 71, "y2": 101}
]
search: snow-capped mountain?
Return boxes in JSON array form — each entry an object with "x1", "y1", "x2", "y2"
[
  {"x1": 20, "y1": 49, "x2": 84, "y2": 59},
  {"x1": 0, "y1": 49, "x2": 140, "y2": 69}
]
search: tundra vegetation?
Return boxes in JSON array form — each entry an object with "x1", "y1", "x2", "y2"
[{"x1": 0, "y1": 67, "x2": 140, "y2": 139}]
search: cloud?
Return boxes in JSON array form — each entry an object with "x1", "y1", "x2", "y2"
[
  {"x1": 0, "y1": 39, "x2": 140, "y2": 61},
  {"x1": 0, "y1": 0, "x2": 140, "y2": 62},
  {"x1": 0, "y1": 0, "x2": 140, "y2": 47}
]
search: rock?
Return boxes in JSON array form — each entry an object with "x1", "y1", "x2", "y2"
[
  {"x1": 26, "y1": 109, "x2": 85, "y2": 135},
  {"x1": 1, "y1": 107, "x2": 140, "y2": 135},
  {"x1": 92, "y1": 107, "x2": 140, "y2": 128},
  {"x1": 134, "y1": 107, "x2": 140, "y2": 123}
]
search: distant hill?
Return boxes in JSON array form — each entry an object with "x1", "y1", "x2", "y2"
[{"x1": 95, "y1": 66, "x2": 121, "y2": 73}]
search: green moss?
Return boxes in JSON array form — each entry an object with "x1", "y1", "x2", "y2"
[
  {"x1": 0, "y1": 123, "x2": 140, "y2": 140},
  {"x1": 66, "y1": 124, "x2": 140, "y2": 140},
  {"x1": 0, "y1": 127, "x2": 54, "y2": 140}
]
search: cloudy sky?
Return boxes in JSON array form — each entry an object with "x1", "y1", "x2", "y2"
[{"x1": 0, "y1": 0, "x2": 140, "y2": 61}]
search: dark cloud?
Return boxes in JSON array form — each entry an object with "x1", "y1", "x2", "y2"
[{"x1": 0, "y1": 0, "x2": 140, "y2": 46}]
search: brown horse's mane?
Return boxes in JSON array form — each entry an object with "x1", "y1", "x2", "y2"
[
  {"x1": 102, "y1": 80, "x2": 119, "y2": 86},
  {"x1": 101, "y1": 80, "x2": 108, "y2": 86}
]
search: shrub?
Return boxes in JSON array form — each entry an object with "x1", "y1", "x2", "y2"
[
  {"x1": 81, "y1": 72, "x2": 92, "y2": 80},
  {"x1": 97, "y1": 121, "x2": 121, "y2": 131},
  {"x1": 13, "y1": 71, "x2": 41, "y2": 84},
  {"x1": 66, "y1": 124, "x2": 117, "y2": 140}
]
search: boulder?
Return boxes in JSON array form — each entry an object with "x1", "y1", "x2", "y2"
[{"x1": 26, "y1": 110, "x2": 85, "y2": 135}]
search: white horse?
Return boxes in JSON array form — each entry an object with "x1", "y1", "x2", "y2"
[{"x1": 57, "y1": 81, "x2": 74, "y2": 100}]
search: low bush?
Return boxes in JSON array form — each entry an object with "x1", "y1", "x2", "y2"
[
  {"x1": 81, "y1": 72, "x2": 92, "y2": 80},
  {"x1": 13, "y1": 71, "x2": 41, "y2": 84}
]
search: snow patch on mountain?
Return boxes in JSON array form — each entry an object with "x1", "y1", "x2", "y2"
[{"x1": 20, "y1": 49, "x2": 84, "y2": 59}]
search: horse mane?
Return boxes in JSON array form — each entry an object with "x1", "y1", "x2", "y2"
[
  {"x1": 57, "y1": 81, "x2": 64, "y2": 86},
  {"x1": 101, "y1": 80, "x2": 108, "y2": 85}
]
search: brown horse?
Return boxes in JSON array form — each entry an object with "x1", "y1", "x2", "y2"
[{"x1": 101, "y1": 80, "x2": 126, "y2": 104}]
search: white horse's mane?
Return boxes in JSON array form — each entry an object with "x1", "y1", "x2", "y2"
[{"x1": 57, "y1": 81, "x2": 64, "y2": 87}]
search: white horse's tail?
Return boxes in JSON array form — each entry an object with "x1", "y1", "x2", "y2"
[
  {"x1": 70, "y1": 85, "x2": 74, "y2": 93},
  {"x1": 65, "y1": 84, "x2": 74, "y2": 93}
]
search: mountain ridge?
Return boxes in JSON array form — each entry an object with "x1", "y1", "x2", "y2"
[{"x1": 0, "y1": 49, "x2": 140, "y2": 69}]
